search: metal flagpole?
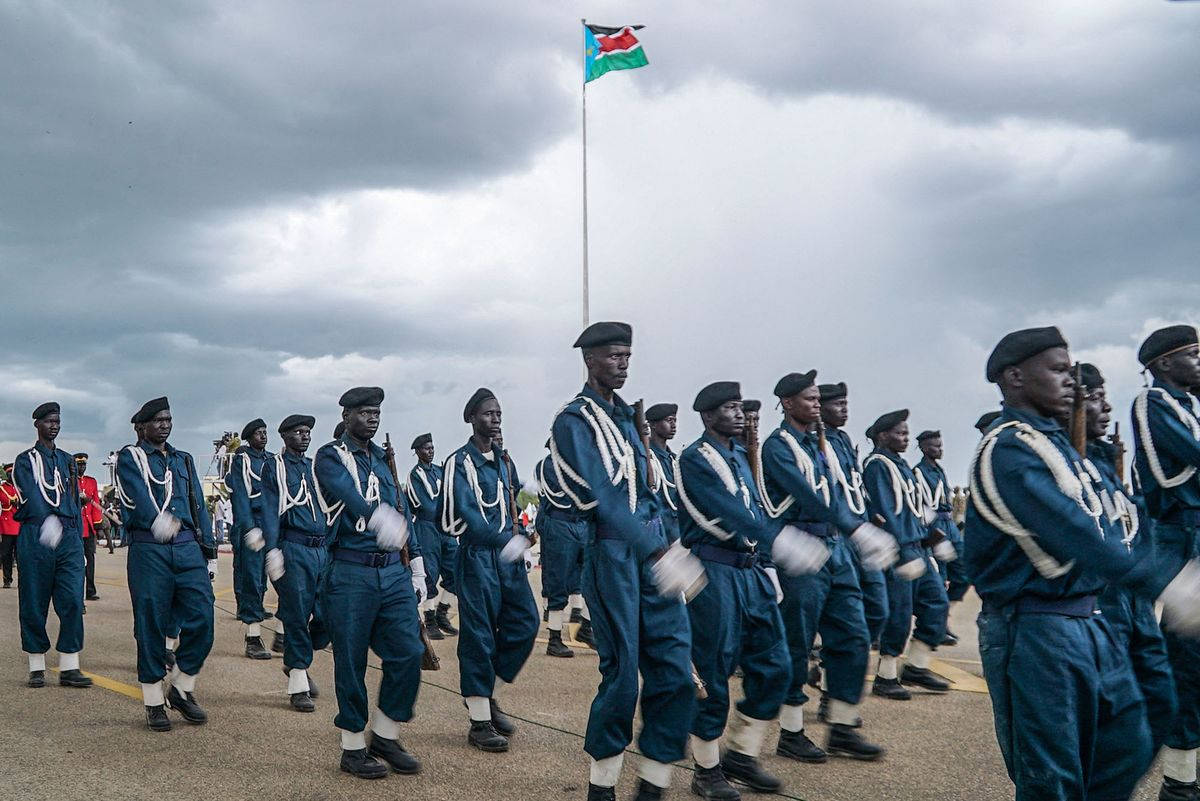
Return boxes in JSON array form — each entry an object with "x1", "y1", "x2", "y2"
[{"x1": 581, "y1": 18, "x2": 590, "y2": 328}]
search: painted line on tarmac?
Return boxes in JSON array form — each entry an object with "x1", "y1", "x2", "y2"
[
  {"x1": 49, "y1": 667, "x2": 143, "y2": 701},
  {"x1": 928, "y1": 658, "x2": 988, "y2": 693}
]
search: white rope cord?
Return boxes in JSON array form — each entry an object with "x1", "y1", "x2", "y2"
[
  {"x1": 754, "y1": 427, "x2": 830, "y2": 520},
  {"x1": 863, "y1": 453, "x2": 922, "y2": 518},
  {"x1": 440, "y1": 451, "x2": 508, "y2": 539},
  {"x1": 648, "y1": 449, "x2": 679, "y2": 512},
  {"x1": 274, "y1": 454, "x2": 317, "y2": 519},
  {"x1": 913, "y1": 466, "x2": 946, "y2": 514},
  {"x1": 24, "y1": 449, "x2": 63, "y2": 508},
  {"x1": 312, "y1": 441, "x2": 379, "y2": 533},
  {"x1": 546, "y1": 395, "x2": 636, "y2": 513},
  {"x1": 1134, "y1": 388, "x2": 1200, "y2": 489},
  {"x1": 439, "y1": 454, "x2": 467, "y2": 537},
  {"x1": 405, "y1": 464, "x2": 441, "y2": 511},
  {"x1": 240, "y1": 452, "x2": 263, "y2": 499},
  {"x1": 116, "y1": 445, "x2": 172, "y2": 514},
  {"x1": 536, "y1": 458, "x2": 573, "y2": 511},
  {"x1": 823, "y1": 438, "x2": 866, "y2": 516},
  {"x1": 674, "y1": 452, "x2": 733, "y2": 541},
  {"x1": 1080, "y1": 457, "x2": 1139, "y2": 548}
]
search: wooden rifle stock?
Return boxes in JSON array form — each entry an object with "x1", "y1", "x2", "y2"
[
  {"x1": 1070, "y1": 363, "x2": 1088, "y2": 454},
  {"x1": 746, "y1": 411, "x2": 762, "y2": 486},
  {"x1": 1111, "y1": 422, "x2": 1127, "y2": 490},
  {"x1": 634, "y1": 400, "x2": 658, "y2": 489},
  {"x1": 502, "y1": 449, "x2": 533, "y2": 546}
]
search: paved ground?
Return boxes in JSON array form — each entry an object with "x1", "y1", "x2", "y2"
[{"x1": 0, "y1": 548, "x2": 1163, "y2": 800}]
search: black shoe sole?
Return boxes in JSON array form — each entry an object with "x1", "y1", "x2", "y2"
[
  {"x1": 776, "y1": 748, "x2": 827, "y2": 764},
  {"x1": 246, "y1": 652, "x2": 272, "y2": 660},
  {"x1": 900, "y1": 681, "x2": 950, "y2": 693},
  {"x1": 871, "y1": 688, "x2": 911, "y2": 701},
  {"x1": 547, "y1": 648, "x2": 575, "y2": 658},
  {"x1": 147, "y1": 721, "x2": 172, "y2": 732},
  {"x1": 369, "y1": 753, "x2": 422, "y2": 775},
  {"x1": 722, "y1": 771, "x2": 781, "y2": 794},
  {"x1": 60, "y1": 680, "x2": 93, "y2": 688},
  {"x1": 291, "y1": 702, "x2": 315, "y2": 713},
  {"x1": 827, "y1": 745, "x2": 884, "y2": 761},
  {"x1": 689, "y1": 780, "x2": 741, "y2": 800},
  {"x1": 340, "y1": 765, "x2": 388, "y2": 779},
  {"x1": 437, "y1": 627, "x2": 458, "y2": 636},
  {"x1": 469, "y1": 738, "x2": 509, "y2": 753}
]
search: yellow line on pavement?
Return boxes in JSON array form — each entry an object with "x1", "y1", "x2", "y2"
[
  {"x1": 929, "y1": 658, "x2": 989, "y2": 694},
  {"x1": 49, "y1": 667, "x2": 143, "y2": 701}
]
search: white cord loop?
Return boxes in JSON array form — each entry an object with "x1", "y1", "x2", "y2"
[{"x1": 1134, "y1": 388, "x2": 1200, "y2": 489}]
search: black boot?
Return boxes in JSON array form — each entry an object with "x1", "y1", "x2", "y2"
[
  {"x1": 245, "y1": 635, "x2": 272, "y2": 660},
  {"x1": 339, "y1": 748, "x2": 388, "y2": 779},
  {"x1": 942, "y1": 630, "x2": 959, "y2": 646},
  {"x1": 586, "y1": 784, "x2": 616, "y2": 801},
  {"x1": 569, "y1": 606, "x2": 583, "y2": 624},
  {"x1": 166, "y1": 685, "x2": 208, "y2": 725},
  {"x1": 145, "y1": 704, "x2": 172, "y2": 732},
  {"x1": 690, "y1": 764, "x2": 741, "y2": 800},
  {"x1": 631, "y1": 777, "x2": 665, "y2": 800},
  {"x1": 263, "y1": 610, "x2": 274, "y2": 620},
  {"x1": 290, "y1": 691, "x2": 315, "y2": 712},
  {"x1": 826, "y1": 724, "x2": 885, "y2": 761},
  {"x1": 543, "y1": 605, "x2": 549, "y2": 622},
  {"x1": 59, "y1": 668, "x2": 93, "y2": 688},
  {"x1": 900, "y1": 664, "x2": 950, "y2": 692},
  {"x1": 436, "y1": 602, "x2": 458, "y2": 635},
  {"x1": 807, "y1": 662, "x2": 822, "y2": 689},
  {"x1": 271, "y1": 632, "x2": 285, "y2": 653},
  {"x1": 283, "y1": 667, "x2": 319, "y2": 698},
  {"x1": 721, "y1": 750, "x2": 782, "y2": 793},
  {"x1": 468, "y1": 720, "x2": 509, "y2": 752},
  {"x1": 27, "y1": 670, "x2": 45, "y2": 688},
  {"x1": 817, "y1": 694, "x2": 862, "y2": 728},
  {"x1": 547, "y1": 629, "x2": 575, "y2": 658},
  {"x1": 871, "y1": 677, "x2": 912, "y2": 701},
  {"x1": 490, "y1": 699, "x2": 516, "y2": 737},
  {"x1": 575, "y1": 618, "x2": 596, "y2": 648},
  {"x1": 423, "y1": 610, "x2": 445, "y2": 640},
  {"x1": 776, "y1": 729, "x2": 827, "y2": 763},
  {"x1": 1160, "y1": 777, "x2": 1200, "y2": 801},
  {"x1": 369, "y1": 732, "x2": 422, "y2": 774},
  {"x1": 164, "y1": 648, "x2": 176, "y2": 671}
]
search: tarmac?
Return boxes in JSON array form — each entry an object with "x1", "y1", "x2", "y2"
[{"x1": 0, "y1": 547, "x2": 1164, "y2": 801}]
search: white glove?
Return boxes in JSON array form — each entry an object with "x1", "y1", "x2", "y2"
[
  {"x1": 771, "y1": 525, "x2": 830, "y2": 575},
  {"x1": 764, "y1": 565, "x2": 784, "y2": 603},
  {"x1": 207, "y1": 559, "x2": 219, "y2": 581},
  {"x1": 243, "y1": 527, "x2": 265, "y2": 552},
  {"x1": 933, "y1": 539, "x2": 957, "y2": 562},
  {"x1": 368, "y1": 505, "x2": 409, "y2": 551},
  {"x1": 1160, "y1": 559, "x2": 1200, "y2": 636},
  {"x1": 500, "y1": 534, "x2": 531, "y2": 564},
  {"x1": 152, "y1": 511, "x2": 180, "y2": 543},
  {"x1": 850, "y1": 522, "x2": 900, "y2": 571},
  {"x1": 896, "y1": 557, "x2": 927, "y2": 580},
  {"x1": 651, "y1": 541, "x2": 708, "y2": 600},
  {"x1": 523, "y1": 548, "x2": 536, "y2": 572},
  {"x1": 409, "y1": 556, "x2": 427, "y2": 604},
  {"x1": 265, "y1": 548, "x2": 285, "y2": 581},
  {"x1": 39, "y1": 516, "x2": 63, "y2": 549},
  {"x1": 921, "y1": 507, "x2": 936, "y2": 526},
  {"x1": 522, "y1": 477, "x2": 541, "y2": 496}
]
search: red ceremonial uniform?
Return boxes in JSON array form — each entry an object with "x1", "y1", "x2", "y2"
[
  {"x1": 0, "y1": 481, "x2": 19, "y2": 536},
  {"x1": 78, "y1": 475, "x2": 103, "y2": 538}
]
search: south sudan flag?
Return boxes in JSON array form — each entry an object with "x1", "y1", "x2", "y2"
[{"x1": 584, "y1": 24, "x2": 648, "y2": 83}]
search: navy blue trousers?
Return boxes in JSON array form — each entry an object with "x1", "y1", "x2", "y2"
[
  {"x1": 1099, "y1": 585, "x2": 1176, "y2": 754},
  {"x1": 779, "y1": 536, "x2": 869, "y2": 706},
  {"x1": 581, "y1": 519, "x2": 695, "y2": 764},
  {"x1": 414, "y1": 520, "x2": 457, "y2": 598},
  {"x1": 688, "y1": 559, "x2": 791, "y2": 739},
  {"x1": 540, "y1": 513, "x2": 588, "y2": 611},
  {"x1": 127, "y1": 537, "x2": 214, "y2": 683},
  {"x1": 456, "y1": 543, "x2": 539, "y2": 698},
  {"x1": 880, "y1": 552, "x2": 948, "y2": 657},
  {"x1": 270, "y1": 538, "x2": 330, "y2": 671},
  {"x1": 17, "y1": 524, "x2": 85, "y2": 655},
  {"x1": 321, "y1": 557, "x2": 422, "y2": 733},
  {"x1": 232, "y1": 520, "x2": 267, "y2": 624},
  {"x1": 849, "y1": 541, "x2": 888, "y2": 645},
  {"x1": 978, "y1": 608, "x2": 1152, "y2": 801},
  {"x1": 1154, "y1": 521, "x2": 1200, "y2": 750}
]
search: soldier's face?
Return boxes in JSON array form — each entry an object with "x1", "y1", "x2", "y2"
[
  {"x1": 35, "y1": 413, "x2": 61, "y2": 443},
  {"x1": 920, "y1": 437, "x2": 943, "y2": 460},
  {"x1": 586, "y1": 345, "x2": 631, "y2": 390},
  {"x1": 283, "y1": 425, "x2": 311, "y2": 455},
  {"x1": 248, "y1": 427, "x2": 269, "y2": 451},
  {"x1": 783, "y1": 386, "x2": 822, "y2": 425},
  {"x1": 1009, "y1": 347, "x2": 1075, "y2": 420},
  {"x1": 1160, "y1": 345, "x2": 1200, "y2": 389},
  {"x1": 652, "y1": 416, "x2": 677, "y2": 440},
  {"x1": 705, "y1": 400, "x2": 745, "y2": 438},
  {"x1": 417, "y1": 442, "x2": 435, "y2": 463},
  {"x1": 1085, "y1": 387, "x2": 1111, "y2": 439},
  {"x1": 145, "y1": 410, "x2": 173, "y2": 445},
  {"x1": 821, "y1": 398, "x2": 848, "y2": 428},
  {"x1": 344, "y1": 405, "x2": 380, "y2": 441},
  {"x1": 472, "y1": 398, "x2": 503, "y2": 441},
  {"x1": 881, "y1": 421, "x2": 909, "y2": 452}
]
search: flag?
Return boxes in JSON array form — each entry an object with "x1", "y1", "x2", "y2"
[{"x1": 584, "y1": 23, "x2": 648, "y2": 83}]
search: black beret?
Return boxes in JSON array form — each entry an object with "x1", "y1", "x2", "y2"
[
  {"x1": 73, "y1": 452, "x2": 88, "y2": 460},
  {"x1": 241, "y1": 418, "x2": 268, "y2": 440},
  {"x1": 693, "y1": 381, "x2": 741, "y2": 412},
  {"x1": 974, "y1": 410, "x2": 1001, "y2": 433},
  {"x1": 1078, "y1": 363, "x2": 1104, "y2": 391},
  {"x1": 411, "y1": 433, "x2": 433, "y2": 450},
  {"x1": 132, "y1": 397, "x2": 170, "y2": 424},
  {"x1": 773, "y1": 370, "x2": 818, "y2": 398},
  {"x1": 986, "y1": 326, "x2": 1068, "y2": 383},
  {"x1": 339, "y1": 386, "x2": 384, "y2": 409},
  {"x1": 916, "y1": 430, "x2": 941, "y2": 442},
  {"x1": 818, "y1": 382, "x2": 847, "y2": 402},
  {"x1": 32, "y1": 401, "x2": 60, "y2": 420},
  {"x1": 742, "y1": 399, "x2": 762, "y2": 413},
  {"x1": 463, "y1": 387, "x2": 497, "y2": 422},
  {"x1": 866, "y1": 409, "x2": 909, "y2": 440},
  {"x1": 278, "y1": 414, "x2": 315, "y2": 434},
  {"x1": 1138, "y1": 325, "x2": 1199, "y2": 367},
  {"x1": 574, "y1": 321, "x2": 632, "y2": 349},
  {"x1": 333, "y1": 422, "x2": 346, "y2": 439},
  {"x1": 645, "y1": 403, "x2": 678, "y2": 422}
]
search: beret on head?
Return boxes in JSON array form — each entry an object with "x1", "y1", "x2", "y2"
[
  {"x1": 132, "y1": 397, "x2": 169, "y2": 424},
  {"x1": 645, "y1": 403, "x2": 678, "y2": 422},
  {"x1": 986, "y1": 326, "x2": 1068, "y2": 383},
  {"x1": 1078, "y1": 363, "x2": 1104, "y2": 391},
  {"x1": 693, "y1": 381, "x2": 741, "y2": 413},
  {"x1": 1138, "y1": 325, "x2": 1199, "y2": 367},
  {"x1": 73, "y1": 452, "x2": 88, "y2": 460},
  {"x1": 333, "y1": 422, "x2": 346, "y2": 439},
  {"x1": 32, "y1": 401, "x2": 60, "y2": 420},
  {"x1": 866, "y1": 409, "x2": 909, "y2": 440},
  {"x1": 773, "y1": 370, "x2": 818, "y2": 398},
  {"x1": 339, "y1": 386, "x2": 384, "y2": 409},
  {"x1": 278, "y1": 414, "x2": 315, "y2": 434},
  {"x1": 463, "y1": 388, "x2": 497, "y2": 422},
  {"x1": 818, "y1": 382, "x2": 847, "y2": 402},
  {"x1": 916, "y1": 430, "x2": 941, "y2": 442},
  {"x1": 741, "y1": 399, "x2": 761, "y2": 413},
  {"x1": 574, "y1": 321, "x2": 632, "y2": 349},
  {"x1": 974, "y1": 410, "x2": 1002, "y2": 433},
  {"x1": 411, "y1": 433, "x2": 433, "y2": 450},
  {"x1": 241, "y1": 418, "x2": 268, "y2": 440}
]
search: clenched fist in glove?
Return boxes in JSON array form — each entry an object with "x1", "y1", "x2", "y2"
[
  {"x1": 39, "y1": 515, "x2": 64, "y2": 549},
  {"x1": 369, "y1": 505, "x2": 409, "y2": 551},
  {"x1": 244, "y1": 527, "x2": 265, "y2": 552},
  {"x1": 652, "y1": 541, "x2": 708, "y2": 600},
  {"x1": 410, "y1": 556, "x2": 427, "y2": 605},
  {"x1": 265, "y1": 548, "x2": 285, "y2": 581},
  {"x1": 152, "y1": 511, "x2": 181, "y2": 543},
  {"x1": 500, "y1": 535, "x2": 530, "y2": 564},
  {"x1": 850, "y1": 522, "x2": 900, "y2": 571},
  {"x1": 772, "y1": 525, "x2": 831, "y2": 575}
]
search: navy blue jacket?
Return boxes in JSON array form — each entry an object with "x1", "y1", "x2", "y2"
[{"x1": 314, "y1": 434, "x2": 420, "y2": 558}]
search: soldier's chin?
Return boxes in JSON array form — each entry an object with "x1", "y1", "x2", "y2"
[{"x1": 611, "y1": 375, "x2": 627, "y2": 389}]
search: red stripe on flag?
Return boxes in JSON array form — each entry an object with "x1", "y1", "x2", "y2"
[{"x1": 595, "y1": 28, "x2": 640, "y2": 53}]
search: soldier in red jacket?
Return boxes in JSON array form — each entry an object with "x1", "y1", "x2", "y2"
[
  {"x1": 1, "y1": 463, "x2": 18, "y2": 588},
  {"x1": 74, "y1": 454, "x2": 104, "y2": 601}
]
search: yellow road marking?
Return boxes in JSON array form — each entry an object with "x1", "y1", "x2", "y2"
[
  {"x1": 929, "y1": 658, "x2": 989, "y2": 694},
  {"x1": 49, "y1": 667, "x2": 143, "y2": 701}
]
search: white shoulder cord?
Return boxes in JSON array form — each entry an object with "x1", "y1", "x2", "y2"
[
  {"x1": 547, "y1": 397, "x2": 636, "y2": 513},
  {"x1": 275, "y1": 454, "x2": 316, "y2": 518},
  {"x1": 1134, "y1": 388, "x2": 1200, "y2": 489},
  {"x1": 648, "y1": 449, "x2": 679, "y2": 512},
  {"x1": 241, "y1": 453, "x2": 263, "y2": 499},
  {"x1": 24, "y1": 449, "x2": 63, "y2": 508},
  {"x1": 674, "y1": 452, "x2": 733, "y2": 541},
  {"x1": 440, "y1": 452, "x2": 508, "y2": 538},
  {"x1": 536, "y1": 459, "x2": 573, "y2": 511},
  {"x1": 116, "y1": 445, "x2": 173, "y2": 514},
  {"x1": 863, "y1": 453, "x2": 922, "y2": 517},
  {"x1": 311, "y1": 442, "x2": 379, "y2": 533},
  {"x1": 406, "y1": 464, "x2": 440, "y2": 511},
  {"x1": 824, "y1": 439, "x2": 867, "y2": 516},
  {"x1": 1080, "y1": 457, "x2": 1139, "y2": 548},
  {"x1": 755, "y1": 428, "x2": 830, "y2": 520}
]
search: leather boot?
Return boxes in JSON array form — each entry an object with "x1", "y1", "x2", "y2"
[
  {"x1": 59, "y1": 669, "x2": 93, "y2": 688},
  {"x1": 435, "y1": 602, "x2": 458, "y2": 635},
  {"x1": 166, "y1": 685, "x2": 208, "y2": 724},
  {"x1": 339, "y1": 748, "x2": 388, "y2": 779},
  {"x1": 871, "y1": 676, "x2": 912, "y2": 700},
  {"x1": 490, "y1": 699, "x2": 516, "y2": 737},
  {"x1": 575, "y1": 618, "x2": 596, "y2": 648},
  {"x1": 290, "y1": 691, "x2": 315, "y2": 712},
  {"x1": 468, "y1": 720, "x2": 509, "y2": 752},
  {"x1": 826, "y1": 724, "x2": 885, "y2": 761},
  {"x1": 145, "y1": 704, "x2": 171, "y2": 732},
  {"x1": 369, "y1": 732, "x2": 422, "y2": 774},
  {"x1": 721, "y1": 750, "x2": 782, "y2": 793},
  {"x1": 569, "y1": 607, "x2": 583, "y2": 624},
  {"x1": 245, "y1": 636, "x2": 272, "y2": 660},
  {"x1": 900, "y1": 664, "x2": 950, "y2": 692},
  {"x1": 690, "y1": 764, "x2": 741, "y2": 800},
  {"x1": 271, "y1": 632, "x2": 285, "y2": 653},
  {"x1": 586, "y1": 784, "x2": 616, "y2": 801},
  {"x1": 631, "y1": 778, "x2": 665, "y2": 800},
  {"x1": 547, "y1": 629, "x2": 575, "y2": 658},
  {"x1": 423, "y1": 610, "x2": 445, "y2": 640},
  {"x1": 776, "y1": 729, "x2": 827, "y2": 763},
  {"x1": 27, "y1": 670, "x2": 45, "y2": 688},
  {"x1": 1160, "y1": 777, "x2": 1200, "y2": 801}
]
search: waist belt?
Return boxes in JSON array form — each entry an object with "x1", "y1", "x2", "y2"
[
  {"x1": 282, "y1": 530, "x2": 327, "y2": 548},
  {"x1": 333, "y1": 548, "x2": 402, "y2": 568},
  {"x1": 1013, "y1": 595, "x2": 1098, "y2": 618},
  {"x1": 130, "y1": 529, "x2": 196, "y2": 545},
  {"x1": 546, "y1": 507, "x2": 590, "y2": 522},
  {"x1": 692, "y1": 543, "x2": 759, "y2": 568},
  {"x1": 1164, "y1": 508, "x2": 1200, "y2": 528},
  {"x1": 797, "y1": 522, "x2": 832, "y2": 538}
]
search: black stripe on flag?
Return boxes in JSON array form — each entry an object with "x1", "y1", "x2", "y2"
[{"x1": 586, "y1": 23, "x2": 645, "y2": 36}]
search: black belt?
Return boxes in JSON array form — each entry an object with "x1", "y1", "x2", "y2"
[
  {"x1": 333, "y1": 548, "x2": 402, "y2": 568},
  {"x1": 282, "y1": 530, "x2": 327, "y2": 548},
  {"x1": 546, "y1": 507, "x2": 590, "y2": 522},
  {"x1": 796, "y1": 521, "x2": 832, "y2": 538},
  {"x1": 693, "y1": 543, "x2": 759, "y2": 569},
  {"x1": 129, "y1": 529, "x2": 196, "y2": 545},
  {"x1": 1013, "y1": 595, "x2": 1098, "y2": 618},
  {"x1": 1163, "y1": 508, "x2": 1200, "y2": 528}
]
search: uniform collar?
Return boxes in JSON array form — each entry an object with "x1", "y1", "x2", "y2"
[
  {"x1": 1153, "y1": 377, "x2": 1198, "y2": 402},
  {"x1": 781, "y1": 418, "x2": 816, "y2": 442},
  {"x1": 870, "y1": 446, "x2": 906, "y2": 465},
  {"x1": 918, "y1": 455, "x2": 942, "y2": 471},
  {"x1": 465, "y1": 438, "x2": 498, "y2": 468},
  {"x1": 580, "y1": 384, "x2": 632, "y2": 419},
  {"x1": 33, "y1": 441, "x2": 60, "y2": 458},
  {"x1": 700, "y1": 432, "x2": 744, "y2": 459},
  {"x1": 1000, "y1": 405, "x2": 1063, "y2": 434},
  {"x1": 338, "y1": 433, "x2": 383, "y2": 458},
  {"x1": 282, "y1": 450, "x2": 308, "y2": 464},
  {"x1": 138, "y1": 440, "x2": 177, "y2": 458}
]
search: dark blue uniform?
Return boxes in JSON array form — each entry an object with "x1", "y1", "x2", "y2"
[
  {"x1": 649, "y1": 441, "x2": 681, "y2": 543},
  {"x1": 535, "y1": 453, "x2": 589, "y2": 614},
  {"x1": 407, "y1": 460, "x2": 454, "y2": 601},
  {"x1": 913, "y1": 456, "x2": 970, "y2": 602},
  {"x1": 226, "y1": 445, "x2": 272, "y2": 625}
]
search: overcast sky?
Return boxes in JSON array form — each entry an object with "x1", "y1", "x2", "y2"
[{"x1": 3, "y1": 1, "x2": 1199, "y2": 484}]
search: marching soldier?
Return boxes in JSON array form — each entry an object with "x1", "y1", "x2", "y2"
[
  {"x1": 912, "y1": 430, "x2": 969, "y2": 644},
  {"x1": 115, "y1": 397, "x2": 217, "y2": 730},
  {"x1": 314, "y1": 387, "x2": 425, "y2": 779},
  {"x1": 862, "y1": 409, "x2": 951, "y2": 699},
  {"x1": 257, "y1": 414, "x2": 330, "y2": 713},
  {"x1": 646, "y1": 403, "x2": 682, "y2": 544},
  {"x1": 441, "y1": 388, "x2": 539, "y2": 752},
  {"x1": 0, "y1": 463, "x2": 18, "y2": 588},
  {"x1": 406, "y1": 433, "x2": 457, "y2": 639},
  {"x1": 734, "y1": 399, "x2": 761, "y2": 451},
  {"x1": 74, "y1": 452, "x2": 103, "y2": 603},
  {"x1": 535, "y1": 440, "x2": 591, "y2": 658},
  {"x1": 12, "y1": 402, "x2": 91, "y2": 689},
  {"x1": 227, "y1": 418, "x2": 275, "y2": 659}
]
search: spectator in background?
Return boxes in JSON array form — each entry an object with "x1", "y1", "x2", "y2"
[
  {"x1": 1, "y1": 462, "x2": 18, "y2": 588},
  {"x1": 74, "y1": 453, "x2": 105, "y2": 602},
  {"x1": 212, "y1": 492, "x2": 231, "y2": 544}
]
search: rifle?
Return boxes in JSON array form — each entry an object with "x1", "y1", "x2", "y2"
[
  {"x1": 815, "y1": 417, "x2": 829, "y2": 459},
  {"x1": 1069, "y1": 363, "x2": 1087, "y2": 454},
  {"x1": 383, "y1": 434, "x2": 441, "y2": 672},
  {"x1": 1111, "y1": 422, "x2": 1127, "y2": 490},
  {"x1": 501, "y1": 449, "x2": 535, "y2": 546},
  {"x1": 745, "y1": 407, "x2": 762, "y2": 486},
  {"x1": 634, "y1": 400, "x2": 658, "y2": 489},
  {"x1": 184, "y1": 454, "x2": 218, "y2": 562}
]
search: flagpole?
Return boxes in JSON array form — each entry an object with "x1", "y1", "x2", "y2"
[{"x1": 581, "y1": 18, "x2": 590, "y2": 328}]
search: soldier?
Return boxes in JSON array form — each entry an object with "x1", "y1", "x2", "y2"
[
  {"x1": 227, "y1": 418, "x2": 275, "y2": 659},
  {"x1": 676, "y1": 381, "x2": 831, "y2": 799},
  {"x1": 536, "y1": 438, "x2": 592, "y2": 658},
  {"x1": 256, "y1": 414, "x2": 330, "y2": 713},
  {"x1": 1130, "y1": 325, "x2": 1200, "y2": 800},
  {"x1": 548, "y1": 321, "x2": 707, "y2": 801},
  {"x1": 2, "y1": 463, "x2": 21, "y2": 588},
  {"x1": 440, "y1": 388, "x2": 539, "y2": 752},
  {"x1": 314, "y1": 386, "x2": 424, "y2": 779},
  {"x1": 863, "y1": 409, "x2": 951, "y2": 699},
  {"x1": 12, "y1": 402, "x2": 91, "y2": 689},
  {"x1": 912, "y1": 430, "x2": 969, "y2": 645},
  {"x1": 646, "y1": 403, "x2": 681, "y2": 544},
  {"x1": 968, "y1": 327, "x2": 1200, "y2": 800},
  {"x1": 974, "y1": 410, "x2": 1001, "y2": 435},
  {"x1": 735, "y1": 399, "x2": 761, "y2": 450},
  {"x1": 115, "y1": 397, "x2": 217, "y2": 731},
  {"x1": 406, "y1": 433, "x2": 457, "y2": 640},
  {"x1": 760, "y1": 372, "x2": 895, "y2": 763},
  {"x1": 74, "y1": 453, "x2": 103, "y2": 603}
]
